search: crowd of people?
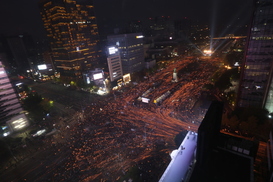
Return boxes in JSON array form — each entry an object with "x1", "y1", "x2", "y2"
[{"x1": 3, "y1": 57, "x2": 219, "y2": 181}]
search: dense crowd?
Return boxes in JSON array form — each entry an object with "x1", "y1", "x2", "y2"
[{"x1": 2, "y1": 57, "x2": 219, "y2": 181}]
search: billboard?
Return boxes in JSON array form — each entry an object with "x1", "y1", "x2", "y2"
[
  {"x1": 108, "y1": 47, "x2": 118, "y2": 55},
  {"x1": 38, "y1": 64, "x2": 47, "y2": 70},
  {"x1": 93, "y1": 73, "x2": 103, "y2": 80}
]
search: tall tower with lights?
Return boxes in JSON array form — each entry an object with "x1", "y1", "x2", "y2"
[
  {"x1": 0, "y1": 61, "x2": 29, "y2": 137},
  {"x1": 237, "y1": 0, "x2": 273, "y2": 112},
  {"x1": 39, "y1": 0, "x2": 100, "y2": 83},
  {"x1": 107, "y1": 46, "x2": 123, "y2": 82}
]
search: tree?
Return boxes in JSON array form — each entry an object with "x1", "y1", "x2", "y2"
[
  {"x1": 224, "y1": 51, "x2": 244, "y2": 67},
  {"x1": 225, "y1": 107, "x2": 271, "y2": 141},
  {"x1": 214, "y1": 68, "x2": 239, "y2": 91},
  {"x1": 203, "y1": 83, "x2": 214, "y2": 91},
  {"x1": 39, "y1": 98, "x2": 53, "y2": 113},
  {"x1": 23, "y1": 92, "x2": 43, "y2": 110}
]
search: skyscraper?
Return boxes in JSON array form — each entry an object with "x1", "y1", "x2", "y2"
[
  {"x1": 39, "y1": 0, "x2": 100, "y2": 82},
  {"x1": 1, "y1": 34, "x2": 37, "y2": 75},
  {"x1": 107, "y1": 46, "x2": 123, "y2": 82},
  {"x1": 237, "y1": 0, "x2": 273, "y2": 112},
  {"x1": 107, "y1": 33, "x2": 144, "y2": 74},
  {"x1": 0, "y1": 61, "x2": 29, "y2": 137}
]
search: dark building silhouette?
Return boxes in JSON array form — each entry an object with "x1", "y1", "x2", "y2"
[
  {"x1": 174, "y1": 17, "x2": 191, "y2": 41},
  {"x1": 0, "y1": 34, "x2": 37, "y2": 75},
  {"x1": 237, "y1": 0, "x2": 273, "y2": 112},
  {"x1": 190, "y1": 101, "x2": 259, "y2": 182}
]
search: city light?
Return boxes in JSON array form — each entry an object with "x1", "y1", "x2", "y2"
[
  {"x1": 3, "y1": 131, "x2": 10, "y2": 137},
  {"x1": 203, "y1": 49, "x2": 213, "y2": 56},
  {"x1": 11, "y1": 117, "x2": 28, "y2": 130},
  {"x1": 93, "y1": 73, "x2": 103, "y2": 80},
  {"x1": 123, "y1": 73, "x2": 131, "y2": 84},
  {"x1": 136, "y1": 35, "x2": 144, "y2": 39},
  {"x1": 38, "y1": 64, "x2": 47, "y2": 70},
  {"x1": 32, "y1": 129, "x2": 46, "y2": 137},
  {"x1": 108, "y1": 47, "x2": 118, "y2": 55}
]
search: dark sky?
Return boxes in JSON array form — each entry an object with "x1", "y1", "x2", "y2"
[{"x1": 0, "y1": 0, "x2": 254, "y2": 40}]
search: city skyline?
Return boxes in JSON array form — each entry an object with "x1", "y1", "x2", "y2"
[
  {"x1": 0, "y1": 0, "x2": 253, "y2": 40},
  {"x1": 0, "y1": 1, "x2": 271, "y2": 181}
]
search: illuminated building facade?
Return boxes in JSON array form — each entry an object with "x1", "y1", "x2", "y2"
[
  {"x1": 107, "y1": 33, "x2": 144, "y2": 74},
  {"x1": 0, "y1": 61, "x2": 29, "y2": 137},
  {"x1": 39, "y1": 0, "x2": 100, "y2": 82},
  {"x1": 238, "y1": 0, "x2": 273, "y2": 112},
  {"x1": 107, "y1": 46, "x2": 123, "y2": 82}
]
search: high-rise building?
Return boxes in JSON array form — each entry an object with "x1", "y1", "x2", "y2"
[
  {"x1": 237, "y1": 0, "x2": 273, "y2": 112},
  {"x1": 107, "y1": 33, "x2": 144, "y2": 74},
  {"x1": 0, "y1": 61, "x2": 29, "y2": 137},
  {"x1": 106, "y1": 46, "x2": 123, "y2": 82},
  {"x1": 1, "y1": 34, "x2": 48, "y2": 76},
  {"x1": 5, "y1": 34, "x2": 36, "y2": 75},
  {"x1": 39, "y1": 0, "x2": 100, "y2": 82}
]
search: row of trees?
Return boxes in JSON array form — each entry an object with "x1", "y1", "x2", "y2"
[
  {"x1": 22, "y1": 87, "x2": 53, "y2": 123},
  {"x1": 222, "y1": 107, "x2": 271, "y2": 141}
]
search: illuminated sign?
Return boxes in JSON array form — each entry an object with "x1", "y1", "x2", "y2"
[
  {"x1": 142, "y1": 97, "x2": 150, "y2": 103},
  {"x1": 123, "y1": 73, "x2": 131, "y2": 83},
  {"x1": 136, "y1": 35, "x2": 144, "y2": 39},
  {"x1": 93, "y1": 73, "x2": 103, "y2": 80},
  {"x1": 108, "y1": 47, "x2": 118, "y2": 55},
  {"x1": 0, "y1": 71, "x2": 5, "y2": 74},
  {"x1": 38, "y1": 64, "x2": 47, "y2": 70}
]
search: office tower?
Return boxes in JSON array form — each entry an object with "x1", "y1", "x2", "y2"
[
  {"x1": 0, "y1": 61, "x2": 29, "y2": 137},
  {"x1": 39, "y1": 0, "x2": 100, "y2": 82},
  {"x1": 107, "y1": 33, "x2": 144, "y2": 74},
  {"x1": 107, "y1": 46, "x2": 123, "y2": 82},
  {"x1": 5, "y1": 34, "x2": 35, "y2": 75},
  {"x1": 237, "y1": 0, "x2": 273, "y2": 112},
  {"x1": 0, "y1": 34, "x2": 45, "y2": 76}
]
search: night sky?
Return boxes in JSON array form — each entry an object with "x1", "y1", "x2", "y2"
[{"x1": 0, "y1": 0, "x2": 253, "y2": 40}]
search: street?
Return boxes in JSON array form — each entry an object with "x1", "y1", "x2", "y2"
[{"x1": 0, "y1": 56, "x2": 219, "y2": 181}]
